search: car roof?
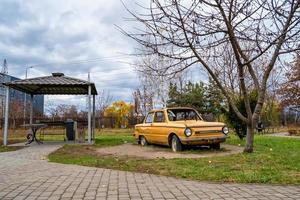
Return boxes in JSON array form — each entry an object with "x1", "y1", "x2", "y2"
[
  {"x1": 165, "y1": 107, "x2": 195, "y2": 110},
  {"x1": 149, "y1": 107, "x2": 195, "y2": 113}
]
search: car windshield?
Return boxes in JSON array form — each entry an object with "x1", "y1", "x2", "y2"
[{"x1": 167, "y1": 109, "x2": 202, "y2": 121}]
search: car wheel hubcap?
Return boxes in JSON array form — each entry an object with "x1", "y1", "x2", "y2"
[
  {"x1": 172, "y1": 138, "x2": 177, "y2": 151},
  {"x1": 141, "y1": 137, "x2": 145, "y2": 146}
]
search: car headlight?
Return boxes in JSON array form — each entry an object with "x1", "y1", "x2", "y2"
[
  {"x1": 184, "y1": 128, "x2": 192, "y2": 137},
  {"x1": 222, "y1": 126, "x2": 229, "y2": 135}
]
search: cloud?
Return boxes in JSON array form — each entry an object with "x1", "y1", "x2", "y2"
[{"x1": 0, "y1": 0, "x2": 144, "y2": 109}]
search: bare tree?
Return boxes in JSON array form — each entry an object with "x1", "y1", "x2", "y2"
[
  {"x1": 62, "y1": 105, "x2": 78, "y2": 119},
  {"x1": 134, "y1": 47, "x2": 189, "y2": 112},
  {"x1": 133, "y1": 86, "x2": 154, "y2": 116},
  {"x1": 45, "y1": 103, "x2": 79, "y2": 120},
  {"x1": 96, "y1": 90, "x2": 113, "y2": 117},
  {"x1": 135, "y1": 54, "x2": 177, "y2": 108},
  {"x1": 95, "y1": 90, "x2": 113, "y2": 128},
  {"x1": 9, "y1": 100, "x2": 24, "y2": 129},
  {"x1": 45, "y1": 102, "x2": 60, "y2": 121},
  {"x1": 278, "y1": 55, "x2": 300, "y2": 112},
  {"x1": 121, "y1": 0, "x2": 300, "y2": 152}
]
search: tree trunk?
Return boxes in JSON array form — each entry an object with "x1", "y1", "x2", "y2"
[
  {"x1": 13, "y1": 118, "x2": 16, "y2": 129},
  {"x1": 244, "y1": 124, "x2": 255, "y2": 153}
]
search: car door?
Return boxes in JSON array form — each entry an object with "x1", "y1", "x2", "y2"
[
  {"x1": 151, "y1": 111, "x2": 168, "y2": 144},
  {"x1": 143, "y1": 112, "x2": 155, "y2": 143}
]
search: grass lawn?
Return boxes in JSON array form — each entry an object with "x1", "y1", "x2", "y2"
[
  {"x1": 0, "y1": 146, "x2": 24, "y2": 152},
  {"x1": 93, "y1": 128, "x2": 135, "y2": 147},
  {"x1": 48, "y1": 129, "x2": 300, "y2": 185}
]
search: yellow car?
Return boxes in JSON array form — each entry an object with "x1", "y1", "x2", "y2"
[{"x1": 134, "y1": 107, "x2": 229, "y2": 152}]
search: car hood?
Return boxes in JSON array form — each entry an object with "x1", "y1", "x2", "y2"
[{"x1": 170, "y1": 120, "x2": 225, "y2": 128}]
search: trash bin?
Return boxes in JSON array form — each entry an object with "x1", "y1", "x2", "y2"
[
  {"x1": 65, "y1": 119, "x2": 75, "y2": 141},
  {"x1": 257, "y1": 122, "x2": 264, "y2": 133}
]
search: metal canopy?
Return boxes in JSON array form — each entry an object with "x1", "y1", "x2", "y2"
[
  {"x1": 3, "y1": 72, "x2": 97, "y2": 95},
  {"x1": 2, "y1": 72, "x2": 97, "y2": 146}
]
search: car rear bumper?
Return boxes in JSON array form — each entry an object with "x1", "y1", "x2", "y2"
[{"x1": 180, "y1": 136, "x2": 227, "y2": 145}]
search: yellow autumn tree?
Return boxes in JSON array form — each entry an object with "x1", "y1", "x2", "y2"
[{"x1": 104, "y1": 101, "x2": 134, "y2": 128}]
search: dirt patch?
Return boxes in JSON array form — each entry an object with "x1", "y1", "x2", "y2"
[{"x1": 96, "y1": 143, "x2": 243, "y2": 159}]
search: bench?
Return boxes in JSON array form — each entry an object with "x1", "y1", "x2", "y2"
[{"x1": 37, "y1": 121, "x2": 66, "y2": 141}]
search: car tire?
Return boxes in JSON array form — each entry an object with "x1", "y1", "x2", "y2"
[
  {"x1": 171, "y1": 135, "x2": 182, "y2": 152},
  {"x1": 140, "y1": 136, "x2": 148, "y2": 146},
  {"x1": 210, "y1": 143, "x2": 220, "y2": 150}
]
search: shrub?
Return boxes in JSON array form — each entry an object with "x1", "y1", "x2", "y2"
[{"x1": 225, "y1": 91, "x2": 258, "y2": 139}]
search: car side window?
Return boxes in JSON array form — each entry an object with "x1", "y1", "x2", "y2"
[
  {"x1": 154, "y1": 111, "x2": 165, "y2": 123},
  {"x1": 168, "y1": 110, "x2": 176, "y2": 121},
  {"x1": 145, "y1": 112, "x2": 154, "y2": 123}
]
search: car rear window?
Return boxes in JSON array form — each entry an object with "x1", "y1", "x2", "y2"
[{"x1": 145, "y1": 112, "x2": 154, "y2": 123}]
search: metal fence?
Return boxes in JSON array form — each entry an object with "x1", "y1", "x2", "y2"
[
  {"x1": 0, "y1": 116, "x2": 145, "y2": 129},
  {"x1": 0, "y1": 113, "x2": 298, "y2": 130}
]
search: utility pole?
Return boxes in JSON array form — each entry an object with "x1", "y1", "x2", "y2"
[
  {"x1": 1, "y1": 59, "x2": 8, "y2": 74},
  {"x1": 1, "y1": 60, "x2": 8, "y2": 129},
  {"x1": 23, "y1": 66, "x2": 33, "y2": 125}
]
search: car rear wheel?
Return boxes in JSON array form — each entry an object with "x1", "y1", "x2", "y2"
[
  {"x1": 210, "y1": 143, "x2": 220, "y2": 150},
  {"x1": 171, "y1": 135, "x2": 182, "y2": 152},
  {"x1": 140, "y1": 136, "x2": 148, "y2": 146}
]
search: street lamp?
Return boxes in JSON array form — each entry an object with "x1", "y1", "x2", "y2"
[
  {"x1": 23, "y1": 66, "x2": 33, "y2": 125},
  {"x1": 25, "y1": 66, "x2": 33, "y2": 79}
]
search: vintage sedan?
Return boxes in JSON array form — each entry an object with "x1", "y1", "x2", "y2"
[{"x1": 134, "y1": 107, "x2": 229, "y2": 152}]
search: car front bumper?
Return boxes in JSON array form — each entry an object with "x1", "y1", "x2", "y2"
[{"x1": 180, "y1": 136, "x2": 227, "y2": 145}]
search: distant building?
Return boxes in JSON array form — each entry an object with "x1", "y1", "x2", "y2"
[{"x1": 0, "y1": 73, "x2": 44, "y2": 116}]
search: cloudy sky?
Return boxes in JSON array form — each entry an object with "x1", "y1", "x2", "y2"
[{"x1": 0, "y1": 0, "x2": 148, "y2": 109}]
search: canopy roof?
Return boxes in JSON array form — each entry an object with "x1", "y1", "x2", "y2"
[{"x1": 3, "y1": 72, "x2": 97, "y2": 95}]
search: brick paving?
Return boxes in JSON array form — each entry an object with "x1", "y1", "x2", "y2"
[{"x1": 0, "y1": 143, "x2": 299, "y2": 200}]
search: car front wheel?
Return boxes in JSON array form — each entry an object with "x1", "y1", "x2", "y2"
[
  {"x1": 171, "y1": 135, "x2": 182, "y2": 152},
  {"x1": 140, "y1": 136, "x2": 148, "y2": 146}
]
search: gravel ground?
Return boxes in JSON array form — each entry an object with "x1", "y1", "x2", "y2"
[{"x1": 96, "y1": 143, "x2": 243, "y2": 159}]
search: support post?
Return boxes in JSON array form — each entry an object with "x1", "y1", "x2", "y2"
[
  {"x1": 30, "y1": 94, "x2": 33, "y2": 124},
  {"x1": 23, "y1": 94, "x2": 26, "y2": 125},
  {"x1": 88, "y1": 85, "x2": 92, "y2": 143},
  {"x1": 92, "y1": 95, "x2": 96, "y2": 141},
  {"x1": 3, "y1": 86, "x2": 9, "y2": 146}
]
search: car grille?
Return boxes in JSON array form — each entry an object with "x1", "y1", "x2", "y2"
[{"x1": 195, "y1": 130, "x2": 221, "y2": 134}]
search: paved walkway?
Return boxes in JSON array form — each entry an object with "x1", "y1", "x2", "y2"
[
  {"x1": 269, "y1": 132, "x2": 300, "y2": 139},
  {"x1": 0, "y1": 143, "x2": 299, "y2": 200}
]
